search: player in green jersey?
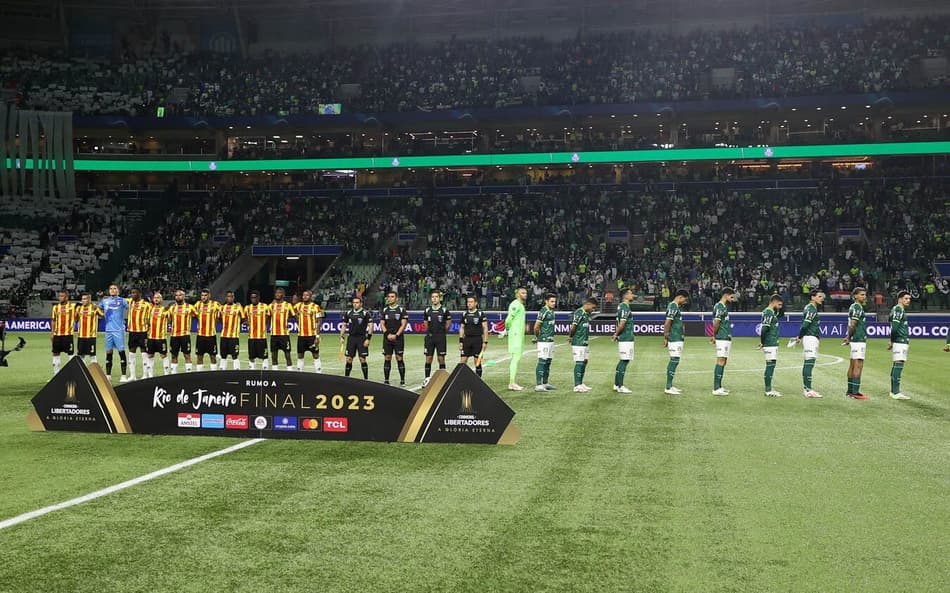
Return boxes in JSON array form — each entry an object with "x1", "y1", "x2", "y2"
[
  {"x1": 663, "y1": 289, "x2": 690, "y2": 395},
  {"x1": 569, "y1": 298, "x2": 598, "y2": 392},
  {"x1": 611, "y1": 288, "x2": 635, "y2": 393},
  {"x1": 842, "y1": 287, "x2": 869, "y2": 400},
  {"x1": 501, "y1": 287, "x2": 527, "y2": 391},
  {"x1": 757, "y1": 294, "x2": 784, "y2": 397},
  {"x1": 534, "y1": 293, "x2": 558, "y2": 392},
  {"x1": 792, "y1": 290, "x2": 825, "y2": 398},
  {"x1": 710, "y1": 287, "x2": 736, "y2": 396},
  {"x1": 886, "y1": 290, "x2": 912, "y2": 400}
]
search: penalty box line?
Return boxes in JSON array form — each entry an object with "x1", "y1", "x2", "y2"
[{"x1": 0, "y1": 438, "x2": 264, "y2": 531}]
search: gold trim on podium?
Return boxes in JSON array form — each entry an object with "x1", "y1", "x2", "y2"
[
  {"x1": 497, "y1": 423, "x2": 522, "y2": 445},
  {"x1": 87, "y1": 363, "x2": 132, "y2": 434},
  {"x1": 398, "y1": 369, "x2": 450, "y2": 443},
  {"x1": 25, "y1": 410, "x2": 45, "y2": 431}
]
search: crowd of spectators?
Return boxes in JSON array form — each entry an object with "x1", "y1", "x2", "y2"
[
  {"x1": 378, "y1": 182, "x2": 949, "y2": 312},
  {"x1": 0, "y1": 192, "x2": 129, "y2": 311},
  {"x1": 101, "y1": 174, "x2": 950, "y2": 313},
  {"x1": 4, "y1": 17, "x2": 948, "y2": 117}
]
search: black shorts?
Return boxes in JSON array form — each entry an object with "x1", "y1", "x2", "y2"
[
  {"x1": 248, "y1": 338, "x2": 267, "y2": 360},
  {"x1": 346, "y1": 335, "x2": 369, "y2": 359},
  {"x1": 382, "y1": 334, "x2": 405, "y2": 356},
  {"x1": 128, "y1": 332, "x2": 148, "y2": 351},
  {"x1": 220, "y1": 337, "x2": 240, "y2": 358},
  {"x1": 77, "y1": 337, "x2": 96, "y2": 357},
  {"x1": 52, "y1": 335, "x2": 74, "y2": 355},
  {"x1": 170, "y1": 335, "x2": 191, "y2": 356},
  {"x1": 461, "y1": 335, "x2": 484, "y2": 358},
  {"x1": 270, "y1": 335, "x2": 290, "y2": 353},
  {"x1": 196, "y1": 335, "x2": 218, "y2": 356},
  {"x1": 146, "y1": 339, "x2": 168, "y2": 356},
  {"x1": 297, "y1": 335, "x2": 320, "y2": 355},
  {"x1": 424, "y1": 334, "x2": 447, "y2": 356}
]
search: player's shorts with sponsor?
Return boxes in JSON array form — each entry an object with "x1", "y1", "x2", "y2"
[
  {"x1": 346, "y1": 335, "x2": 369, "y2": 358},
  {"x1": 220, "y1": 337, "x2": 240, "y2": 358},
  {"x1": 146, "y1": 339, "x2": 168, "y2": 356},
  {"x1": 849, "y1": 341, "x2": 867, "y2": 360},
  {"x1": 618, "y1": 340, "x2": 634, "y2": 361},
  {"x1": 536, "y1": 340, "x2": 555, "y2": 359},
  {"x1": 51, "y1": 335, "x2": 74, "y2": 355},
  {"x1": 715, "y1": 339, "x2": 732, "y2": 358},
  {"x1": 762, "y1": 346, "x2": 778, "y2": 361},
  {"x1": 802, "y1": 336, "x2": 820, "y2": 359},
  {"x1": 247, "y1": 338, "x2": 267, "y2": 360},
  {"x1": 105, "y1": 331, "x2": 125, "y2": 351},
  {"x1": 424, "y1": 334, "x2": 447, "y2": 357},
  {"x1": 128, "y1": 331, "x2": 148, "y2": 351},
  {"x1": 169, "y1": 335, "x2": 191, "y2": 356},
  {"x1": 270, "y1": 335, "x2": 290, "y2": 353},
  {"x1": 667, "y1": 341, "x2": 684, "y2": 358},
  {"x1": 572, "y1": 345, "x2": 590, "y2": 362},
  {"x1": 195, "y1": 335, "x2": 218, "y2": 356},
  {"x1": 461, "y1": 335, "x2": 484, "y2": 358},
  {"x1": 382, "y1": 334, "x2": 405, "y2": 356},
  {"x1": 77, "y1": 337, "x2": 96, "y2": 357},
  {"x1": 296, "y1": 335, "x2": 319, "y2": 355},
  {"x1": 891, "y1": 342, "x2": 909, "y2": 362}
]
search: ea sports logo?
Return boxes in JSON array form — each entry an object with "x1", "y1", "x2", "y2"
[
  {"x1": 755, "y1": 323, "x2": 763, "y2": 336},
  {"x1": 253, "y1": 416, "x2": 268, "y2": 430}
]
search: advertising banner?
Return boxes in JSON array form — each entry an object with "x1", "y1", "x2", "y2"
[{"x1": 28, "y1": 358, "x2": 520, "y2": 445}]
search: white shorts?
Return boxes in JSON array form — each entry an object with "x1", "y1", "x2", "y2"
[
  {"x1": 762, "y1": 346, "x2": 778, "y2": 362},
  {"x1": 572, "y1": 346, "x2": 589, "y2": 362},
  {"x1": 850, "y1": 342, "x2": 867, "y2": 360},
  {"x1": 891, "y1": 342, "x2": 909, "y2": 362},
  {"x1": 715, "y1": 340, "x2": 732, "y2": 358},
  {"x1": 802, "y1": 336, "x2": 820, "y2": 360},
  {"x1": 618, "y1": 341, "x2": 634, "y2": 361},
  {"x1": 668, "y1": 341, "x2": 684, "y2": 358},
  {"x1": 537, "y1": 341, "x2": 555, "y2": 359}
]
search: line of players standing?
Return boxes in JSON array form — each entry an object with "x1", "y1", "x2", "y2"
[{"x1": 47, "y1": 285, "x2": 495, "y2": 386}]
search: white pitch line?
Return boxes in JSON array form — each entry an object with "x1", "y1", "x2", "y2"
[{"x1": 0, "y1": 438, "x2": 264, "y2": 531}]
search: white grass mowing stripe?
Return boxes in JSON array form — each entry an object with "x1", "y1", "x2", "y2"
[{"x1": 0, "y1": 438, "x2": 264, "y2": 531}]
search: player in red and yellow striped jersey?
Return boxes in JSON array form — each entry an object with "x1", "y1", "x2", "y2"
[
  {"x1": 145, "y1": 292, "x2": 171, "y2": 377},
  {"x1": 167, "y1": 290, "x2": 194, "y2": 373},
  {"x1": 51, "y1": 290, "x2": 76, "y2": 376},
  {"x1": 269, "y1": 287, "x2": 293, "y2": 370},
  {"x1": 193, "y1": 288, "x2": 221, "y2": 371},
  {"x1": 126, "y1": 287, "x2": 152, "y2": 380},
  {"x1": 75, "y1": 292, "x2": 104, "y2": 364},
  {"x1": 218, "y1": 291, "x2": 244, "y2": 370},
  {"x1": 294, "y1": 290, "x2": 324, "y2": 373},
  {"x1": 244, "y1": 290, "x2": 271, "y2": 369}
]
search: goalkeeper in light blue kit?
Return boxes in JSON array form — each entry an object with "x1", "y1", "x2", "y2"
[{"x1": 99, "y1": 283, "x2": 130, "y2": 382}]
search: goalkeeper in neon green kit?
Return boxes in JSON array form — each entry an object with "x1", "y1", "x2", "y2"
[{"x1": 500, "y1": 287, "x2": 527, "y2": 391}]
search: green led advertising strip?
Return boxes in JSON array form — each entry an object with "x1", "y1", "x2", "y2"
[{"x1": 5, "y1": 141, "x2": 950, "y2": 172}]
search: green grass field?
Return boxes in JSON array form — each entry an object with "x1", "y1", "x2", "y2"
[{"x1": 0, "y1": 333, "x2": 947, "y2": 593}]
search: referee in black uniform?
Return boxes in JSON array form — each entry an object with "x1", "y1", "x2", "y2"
[
  {"x1": 459, "y1": 294, "x2": 488, "y2": 377},
  {"x1": 422, "y1": 288, "x2": 451, "y2": 386},
  {"x1": 380, "y1": 290, "x2": 408, "y2": 386},
  {"x1": 339, "y1": 296, "x2": 373, "y2": 380}
]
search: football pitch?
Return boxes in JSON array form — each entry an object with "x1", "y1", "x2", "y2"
[{"x1": 0, "y1": 334, "x2": 947, "y2": 593}]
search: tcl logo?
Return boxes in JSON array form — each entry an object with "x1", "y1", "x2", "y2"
[
  {"x1": 225, "y1": 415, "x2": 249, "y2": 430},
  {"x1": 323, "y1": 417, "x2": 349, "y2": 432}
]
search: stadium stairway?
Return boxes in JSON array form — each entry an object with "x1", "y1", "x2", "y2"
[{"x1": 210, "y1": 250, "x2": 268, "y2": 300}]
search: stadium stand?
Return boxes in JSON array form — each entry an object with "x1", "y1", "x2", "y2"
[{"x1": 5, "y1": 17, "x2": 948, "y2": 117}]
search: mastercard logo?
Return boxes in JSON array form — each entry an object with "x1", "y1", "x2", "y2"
[{"x1": 301, "y1": 418, "x2": 321, "y2": 431}]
